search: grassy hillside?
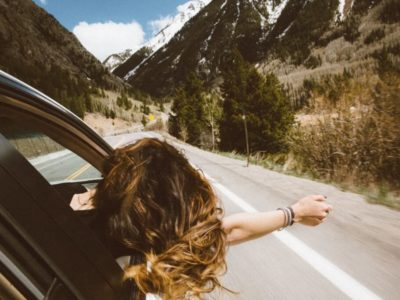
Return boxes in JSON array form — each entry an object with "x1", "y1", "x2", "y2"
[{"x1": 0, "y1": 0, "x2": 125, "y2": 117}]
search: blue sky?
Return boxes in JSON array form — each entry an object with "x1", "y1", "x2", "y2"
[
  {"x1": 33, "y1": 0, "x2": 184, "y2": 36},
  {"x1": 33, "y1": 0, "x2": 189, "y2": 61}
]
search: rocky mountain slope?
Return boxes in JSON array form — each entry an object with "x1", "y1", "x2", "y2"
[
  {"x1": 0, "y1": 0, "x2": 123, "y2": 112},
  {"x1": 261, "y1": 0, "x2": 400, "y2": 90},
  {"x1": 103, "y1": 49, "x2": 133, "y2": 71},
  {"x1": 112, "y1": 0, "x2": 211, "y2": 77},
  {"x1": 118, "y1": 0, "x2": 398, "y2": 97}
]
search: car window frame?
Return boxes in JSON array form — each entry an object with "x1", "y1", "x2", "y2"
[{"x1": 0, "y1": 70, "x2": 113, "y2": 175}]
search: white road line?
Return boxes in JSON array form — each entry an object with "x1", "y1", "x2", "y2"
[
  {"x1": 36, "y1": 153, "x2": 75, "y2": 171},
  {"x1": 30, "y1": 149, "x2": 72, "y2": 167},
  {"x1": 207, "y1": 176, "x2": 382, "y2": 300}
]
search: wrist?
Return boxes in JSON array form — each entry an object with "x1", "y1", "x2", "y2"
[{"x1": 290, "y1": 203, "x2": 302, "y2": 223}]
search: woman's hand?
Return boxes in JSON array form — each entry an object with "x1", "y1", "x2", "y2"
[
  {"x1": 70, "y1": 189, "x2": 95, "y2": 210},
  {"x1": 291, "y1": 195, "x2": 333, "y2": 226}
]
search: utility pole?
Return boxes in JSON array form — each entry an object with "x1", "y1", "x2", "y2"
[
  {"x1": 211, "y1": 111, "x2": 215, "y2": 151},
  {"x1": 242, "y1": 114, "x2": 250, "y2": 167},
  {"x1": 205, "y1": 93, "x2": 216, "y2": 151}
]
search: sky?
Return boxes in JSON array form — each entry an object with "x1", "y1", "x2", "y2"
[{"x1": 32, "y1": 0, "x2": 189, "y2": 61}]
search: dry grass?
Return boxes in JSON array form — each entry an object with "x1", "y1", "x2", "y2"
[
  {"x1": 218, "y1": 74, "x2": 400, "y2": 210},
  {"x1": 288, "y1": 75, "x2": 400, "y2": 208}
]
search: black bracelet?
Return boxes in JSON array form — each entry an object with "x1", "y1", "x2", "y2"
[
  {"x1": 276, "y1": 208, "x2": 287, "y2": 230},
  {"x1": 287, "y1": 206, "x2": 295, "y2": 226}
]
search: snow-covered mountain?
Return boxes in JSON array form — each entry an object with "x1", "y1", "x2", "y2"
[
  {"x1": 147, "y1": 0, "x2": 212, "y2": 52},
  {"x1": 120, "y1": 0, "x2": 298, "y2": 95},
  {"x1": 110, "y1": 0, "x2": 210, "y2": 75},
  {"x1": 116, "y1": 0, "x2": 390, "y2": 97},
  {"x1": 103, "y1": 49, "x2": 133, "y2": 71}
]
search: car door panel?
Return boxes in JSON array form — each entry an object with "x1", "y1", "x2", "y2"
[{"x1": 0, "y1": 134, "x2": 125, "y2": 299}]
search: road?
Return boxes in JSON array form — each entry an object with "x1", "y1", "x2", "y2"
[
  {"x1": 31, "y1": 135, "x2": 126, "y2": 183},
  {"x1": 33, "y1": 131, "x2": 400, "y2": 299}
]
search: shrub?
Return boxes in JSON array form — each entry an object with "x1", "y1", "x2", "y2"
[
  {"x1": 343, "y1": 15, "x2": 361, "y2": 42},
  {"x1": 364, "y1": 28, "x2": 385, "y2": 44},
  {"x1": 141, "y1": 115, "x2": 148, "y2": 127},
  {"x1": 372, "y1": 44, "x2": 400, "y2": 78},
  {"x1": 109, "y1": 109, "x2": 116, "y2": 119},
  {"x1": 304, "y1": 55, "x2": 322, "y2": 69},
  {"x1": 289, "y1": 77, "x2": 400, "y2": 189},
  {"x1": 380, "y1": 0, "x2": 400, "y2": 24},
  {"x1": 299, "y1": 70, "x2": 353, "y2": 107}
]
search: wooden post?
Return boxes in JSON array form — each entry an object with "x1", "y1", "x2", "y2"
[{"x1": 242, "y1": 114, "x2": 250, "y2": 167}]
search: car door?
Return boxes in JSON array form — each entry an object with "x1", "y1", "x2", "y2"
[{"x1": 0, "y1": 71, "x2": 131, "y2": 299}]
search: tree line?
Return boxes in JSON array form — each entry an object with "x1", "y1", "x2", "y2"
[{"x1": 169, "y1": 50, "x2": 294, "y2": 154}]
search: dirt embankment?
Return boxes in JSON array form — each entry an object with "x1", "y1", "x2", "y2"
[
  {"x1": 87, "y1": 90, "x2": 171, "y2": 136},
  {"x1": 84, "y1": 113, "x2": 143, "y2": 137}
]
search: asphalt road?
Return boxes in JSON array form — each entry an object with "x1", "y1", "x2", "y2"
[
  {"x1": 32, "y1": 135, "x2": 126, "y2": 183},
  {"x1": 32, "y1": 131, "x2": 400, "y2": 300}
]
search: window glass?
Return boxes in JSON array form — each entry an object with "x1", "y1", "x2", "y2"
[{"x1": 0, "y1": 118, "x2": 101, "y2": 184}]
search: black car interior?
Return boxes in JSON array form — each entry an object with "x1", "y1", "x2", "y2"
[{"x1": 0, "y1": 134, "x2": 127, "y2": 299}]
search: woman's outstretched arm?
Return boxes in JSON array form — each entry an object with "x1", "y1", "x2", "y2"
[{"x1": 222, "y1": 195, "x2": 333, "y2": 246}]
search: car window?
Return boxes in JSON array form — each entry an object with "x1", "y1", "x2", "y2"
[{"x1": 0, "y1": 118, "x2": 102, "y2": 184}]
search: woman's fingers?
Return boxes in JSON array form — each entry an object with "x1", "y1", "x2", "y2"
[
  {"x1": 314, "y1": 194, "x2": 327, "y2": 201},
  {"x1": 292, "y1": 194, "x2": 333, "y2": 225}
]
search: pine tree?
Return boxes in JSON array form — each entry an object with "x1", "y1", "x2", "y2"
[
  {"x1": 219, "y1": 50, "x2": 250, "y2": 151},
  {"x1": 141, "y1": 115, "x2": 148, "y2": 127},
  {"x1": 123, "y1": 94, "x2": 132, "y2": 110},
  {"x1": 203, "y1": 90, "x2": 222, "y2": 150},
  {"x1": 169, "y1": 87, "x2": 188, "y2": 139},
  {"x1": 116, "y1": 96, "x2": 123, "y2": 107},
  {"x1": 110, "y1": 109, "x2": 116, "y2": 119},
  {"x1": 84, "y1": 93, "x2": 93, "y2": 113},
  {"x1": 168, "y1": 73, "x2": 207, "y2": 146},
  {"x1": 141, "y1": 97, "x2": 151, "y2": 115},
  {"x1": 220, "y1": 50, "x2": 294, "y2": 153},
  {"x1": 70, "y1": 96, "x2": 86, "y2": 119}
]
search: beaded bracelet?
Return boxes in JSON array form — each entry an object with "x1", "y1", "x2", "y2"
[
  {"x1": 277, "y1": 206, "x2": 295, "y2": 230},
  {"x1": 287, "y1": 206, "x2": 295, "y2": 226}
]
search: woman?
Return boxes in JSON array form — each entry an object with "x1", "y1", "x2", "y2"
[{"x1": 70, "y1": 138, "x2": 332, "y2": 300}]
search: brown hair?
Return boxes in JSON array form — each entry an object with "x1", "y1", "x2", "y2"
[{"x1": 93, "y1": 138, "x2": 227, "y2": 299}]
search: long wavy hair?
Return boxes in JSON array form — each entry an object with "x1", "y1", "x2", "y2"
[{"x1": 93, "y1": 138, "x2": 227, "y2": 299}]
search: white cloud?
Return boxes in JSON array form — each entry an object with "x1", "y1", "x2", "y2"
[
  {"x1": 148, "y1": 15, "x2": 174, "y2": 36},
  {"x1": 39, "y1": 0, "x2": 47, "y2": 4},
  {"x1": 73, "y1": 21, "x2": 145, "y2": 62}
]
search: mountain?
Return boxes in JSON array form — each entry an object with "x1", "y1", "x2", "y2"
[
  {"x1": 119, "y1": 0, "x2": 396, "y2": 97},
  {"x1": 103, "y1": 49, "x2": 133, "y2": 71},
  {"x1": 147, "y1": 0, "x2": 212, "y2": 53},
  {"x1": 112, "y1": 0, "x2": 211, "y2": 78},
  {"x1": 0, "y1": 0, "x2": 124, "y2": 116}
]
